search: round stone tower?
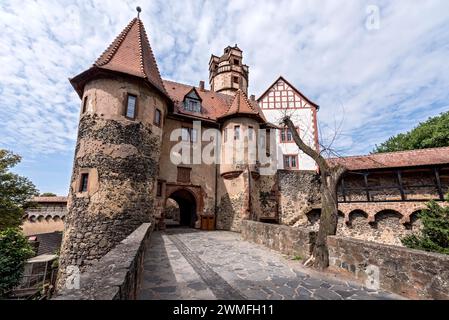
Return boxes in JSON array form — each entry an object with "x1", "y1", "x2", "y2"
[
  {"x1": 209, "y1": 45, "x2": 249, "y2": 96},
  {"x1": 57, "y1": 17, "x2": 172, "y2": 289},
  {"x1": 216, "y1": 90, "x2": 267, "y2": 231}
]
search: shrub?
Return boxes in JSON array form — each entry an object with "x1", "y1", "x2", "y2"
[
  {"x1": 0, "y1": 228, "x2": 34, "y2": 297},
  {"x1": 402, "y1": 200, "x2": 449, "y2": 255}
]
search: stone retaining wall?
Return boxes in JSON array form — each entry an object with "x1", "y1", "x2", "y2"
[
  {"x1": 241, "y1": 221, "x2": 449, "y2": 300},
  {"x1": 240, "y1": 220, "x2": 316, "y2": 259},
  {"x1": 277, "y1": 170, "x2": 321, "y2": 226},
  {"x1": 54, "y1": 223, "x2": 152, "y2": 300},
  {"x1": 327, "y1": 236, "x2": 449, "y2": 300}
]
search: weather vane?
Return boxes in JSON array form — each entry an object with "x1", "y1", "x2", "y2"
[{"x1": 136, "y1": 6, "x2": 142, "y2": 18}]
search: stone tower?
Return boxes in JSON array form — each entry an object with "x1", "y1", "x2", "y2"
[
  {"x1": 57, "y1": 17, "x2": 171, "y2": 289},
  {"x1": 209, "y1": 45, "x2": 249, "y2": 96},
  {"x1": 216, "y1": 90, "x2": 267, "y2": 231}
]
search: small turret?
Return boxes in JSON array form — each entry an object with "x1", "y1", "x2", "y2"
[{"x1": 209, "y1": 45, "x2": 249, "y2": 96}]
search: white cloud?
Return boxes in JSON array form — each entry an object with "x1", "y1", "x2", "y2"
[{"x1": 1, "y1": 0, "x2": 449, "y2": 160}]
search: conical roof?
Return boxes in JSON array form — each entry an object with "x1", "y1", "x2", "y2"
[
  {"x1": 71, "y1": 17, "x2": 168, "y2": 99},
  {"x1": 218, "y1": 90, "x2": 266, "y2": 123}
]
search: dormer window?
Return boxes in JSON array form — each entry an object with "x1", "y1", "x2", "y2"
[
  {"x1": 183, "y1": 89, "x2": 202, "y2": 113},
  {"x1": 185, "y1": 99, "x2": 201, "y2": 113}
]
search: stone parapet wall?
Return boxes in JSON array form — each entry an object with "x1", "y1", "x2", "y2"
[
  {"x1": 240, "y1": 220, "x2": 316, "y2": 258},
  {"x1": 241, "y1": 221, "x2": 449, "y2": 300},
  {"x1": 327, "y1": 236, "x2": 449, "y2": 300},
  {"x1": 54, "y1": 223, "x2": 152, "y2": 300}
]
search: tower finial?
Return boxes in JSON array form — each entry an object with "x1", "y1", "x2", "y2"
[{"x1": 136, "y1": 6, "x2": 142, "y2": 18}]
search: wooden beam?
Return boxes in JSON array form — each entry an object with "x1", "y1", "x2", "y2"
[
  {"x1": 434, "y1": 167, "x2": 445, "y2": 201},
  {"x1": 363, "y1": 173, "x2": 370, "y2": 202},
  {"x1": 396, "y1": 170, "x2": 406, "y2": 201},
  {"x1": 341, "y1": 177, "x2": 347, "y2": 203}
]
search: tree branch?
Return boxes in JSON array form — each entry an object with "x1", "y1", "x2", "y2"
[{"x1": 282, "y1": 116, "x2": 330, "y2": 172}]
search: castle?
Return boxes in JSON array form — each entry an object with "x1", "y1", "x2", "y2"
[
  {"x1": 57, "y1": 15, "x2": 320, "y2": 283},
  {"x1": 56, "y1": 14, "x2": 449, "y2": 289}
]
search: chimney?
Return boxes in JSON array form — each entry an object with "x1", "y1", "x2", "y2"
[
  {"x1": 199, "y1": 81, "x2": 205, "y2": 91},
  {"x1": 250, "y1": 94, "x2": 255, "y2": 101}
]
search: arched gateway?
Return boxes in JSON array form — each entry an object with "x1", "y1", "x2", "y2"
[{"x1": 164, "y1": 185, "x2": 203, "y2": 228}]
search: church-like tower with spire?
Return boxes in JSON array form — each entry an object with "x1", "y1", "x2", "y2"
[{"x1": 57, "y1": 11, "x2": 319, "y2": 290}]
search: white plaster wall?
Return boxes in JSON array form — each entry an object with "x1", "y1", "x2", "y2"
[{"x1": 262, "y1": 108, "x2": 317, "y2": 170}]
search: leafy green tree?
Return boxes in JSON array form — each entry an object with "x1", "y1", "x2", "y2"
[
  {"x1": 402, "y1": 199, "x2": 449, "y2": 255},
  {"x1": 40, "y1": 193, "x2": 57, "y2": 197},
  {"x1": 0, "y1": 149, "x2": 38, "y2": 230},
  {"x1": 0, "y1": 228, "x2": 35, "y2": 297},
  {"x1": 374, "y1": 111, "x2": 449, "y2": 153}
]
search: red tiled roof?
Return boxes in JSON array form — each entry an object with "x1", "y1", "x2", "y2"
[
  {"x1": 328, "y1": 147, "x2": 449, "y2": 171},
  {"x1": 218, "y1": 90, "x2": 267, "y2": 123},
  {"x1": 32, "y1": 196, "x2": 67, "y2": 203},
  {"x1": 95, "y1": 18, "x2": 167, "y2": 96},
  {"x1": 71, "y1": 18, "x2": 169, "y2": 100},
  {"x1": 163, "y1": 79, "x2": 233, "y2": 121}
]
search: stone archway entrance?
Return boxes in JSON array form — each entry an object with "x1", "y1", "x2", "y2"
[
  {"x1": 164, "y1": 185, "x2": 203, "y2": 229},
  {"x1": 168, "y1": 189, "x2": 197, "y2": 228}
]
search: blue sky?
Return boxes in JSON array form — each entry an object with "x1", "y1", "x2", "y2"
[{"x1": 1, "y1": 0, "x2": 449, "y2": 195}]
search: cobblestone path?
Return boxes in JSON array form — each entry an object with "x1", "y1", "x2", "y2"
[{"x1": 138, "y1": 229, "x2": 402, "y2": 300}]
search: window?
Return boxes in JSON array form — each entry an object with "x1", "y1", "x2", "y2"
[
  {"x1": 265, "y1": 129, "x2": 271, "y2": 156},
  {"x1": 154, "y1": 108, "x2": 162, "y2": 127},
  {"x1": 234, "y1": 126, "x2": 240, "y2": 140},
  {"x1": 125, "y1": 94, "x2": 137, "y2": 119},
  {"x1": 79, "y1": 173, "x2": 89, "y2": 192},
  {"x1": 233, "y1": 76, "x2": 239, "y2": 84},
  {"x1": 280, "y1": 127, "x2": 299, "y2": 142},
  {"x1": 191, "y1": 128, "x2": 198, "y2": 142},
  {"x1": 248, "y1": 126, "x2": 254, "y2": 141},
  {"x1": 181, "y1": 127, "x2": 190, "y2": 142},
  {"x1": 156, "y1": 182, "x2": 162, "y2": 197},
  {"x1": 181, "y1": 127, "x2": 197, "y2": 142},
  {"x1": 233, "y1": 59, "x2": 239, "y2": 65},
  {"x1": 184, "y1": 98, "x2": 201, "y2": 113},
  {"x1": 82, "y1": 96, "x2": 88, "y2": 114},
  {"x1": 177, "y1": 167, "x2": 191, "y2": 183},
  {"x1": 224, "y1": 128, "x2": 228, "y2": 143},
  {"x1": 283, "y1": 155, "x2": 298, "y2": 169}
]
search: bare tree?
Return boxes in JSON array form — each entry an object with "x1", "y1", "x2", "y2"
[{"x1": 282, "y1": 115, "x2": 347, "y2": 270}]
